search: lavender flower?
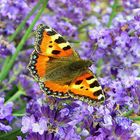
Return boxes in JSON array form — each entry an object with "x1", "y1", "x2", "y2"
[
  {"x1": 53, "y1": 21, "x2": 78, "y2": 38},
  {"x1": 0, "y1": 36, "x2": 15, "y2": 57},
  {"x1": 20, "y1": 95, "x2": 101, "y2": 140},
  {"x1": 0, "y1": 123, "x2": 12, "y2": 132},
  {"x1": 0, "y1": 0, "x2": 33, "y2": 36},
  {"x1": 0, "y1": 97, "x2": 13, "y2": 132},
  {"x1": 19, "y1": 74, "x2": 41, "y2": 97},
  {"x1": 21, "y1": 115, "x2": 35, "y2": 134},
  {"x1": 115, "y1": 31, "x2": 130, "y2": 47},
  {"x1": 48, "y1": 0, "x2": 92, "y2": 24},
  {"x1": 1, "y1": 0, "x2": 140, "y2": 139},
  {"x1": 131, "y1": 123, "x2": 140, "y2": 137},
  {"x1": 21, "y1": 97, "x2": 83, "y2": 139}
]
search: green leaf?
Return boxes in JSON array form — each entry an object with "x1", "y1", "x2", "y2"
[
  {"x1": 5, "y1": 90, "x2": 26, "y2": 104},
  {"x1": 0, "y1": 129, "x2": 25, "y2": 140},
  {"x1": 107, "y1": 0, "x2": 119, "y2": 27},
  {"x1": 96, "y1": 59, "x2": 103, "y2": 76},
  {"x1": 5, "y1": 85, "x2": 18, "y2": 102},
  {"x1": 13, "y1": 101, "x2": 26, "y2": 116}
]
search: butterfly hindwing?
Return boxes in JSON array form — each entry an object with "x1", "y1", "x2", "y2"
[
  {"x1": 39, "y1": 81, "x2": 69, "y2": 98},
  {"x1": 69, "y1": 70, "x2": 105, "y2": 103}
]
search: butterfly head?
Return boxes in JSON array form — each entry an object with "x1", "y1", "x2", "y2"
[{"x1": 83, "y1": 59, "x2": 93, "y2": 67}]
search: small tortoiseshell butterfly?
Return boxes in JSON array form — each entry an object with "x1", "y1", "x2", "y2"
[{"x1": 28, "y1": 24, "x2": 105, "y2": 104}]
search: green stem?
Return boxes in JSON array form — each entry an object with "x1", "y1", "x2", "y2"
[
  {"x1": 13, "y1": 113, "x2": 25, "y2": 117},
  {"x1": 78, "y1": 22, "x2": 92, "y2": 31},
  {"x1": 123, "y1": 110, "x2": 140, "y2": 121},
  {"x1": 107, "y1": 0, "x2": 118, "y2": 27},
  {"x1": 0, "y1": 0, "x2": 48, "y2": 82},
  {"x1": 4, "y1": 90, "x2": 26, "y2": 104},
  {"x1": 129, "y1": 116, "x2": 140, "y2": 121},
  {"x1": 123, "y1": 109, "x2": 134, "y2": 117},
  {"x1": 96, "y1": 58, "x2": 103, "y2": 76},
  {"x1": 0, "y1": 128, "x2": 24, "y2": 139},
  {"x1": 8, "y1": 0, "x2": 43, "y2": 42},
  {"x1": 0, "y1": 56, "x2": 11, "y2": 74}
]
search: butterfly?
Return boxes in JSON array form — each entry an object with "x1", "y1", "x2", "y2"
[{"x1": 28, "y1": 24, "x2": 105, "y2": 104}]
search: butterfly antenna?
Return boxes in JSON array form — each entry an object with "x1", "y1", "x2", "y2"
[{"x1": 88, "y1": 44, "x2": 97, "y2": 63}]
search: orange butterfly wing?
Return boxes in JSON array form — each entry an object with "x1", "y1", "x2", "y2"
[
  {"x1": 28, "y1": 51, "x2": 70, "y2": 98},
  {"x1": 34, "y1": 24, "x2": 77, "y2": 58},
  {"x1": 69, "y1": 71, "x2": 105, "y2": 103},
  {"x1": 28, "y1": 24, "x2": 78, "y2": 98},
  {"x1": 28, "y1": 50, "x2": 48, "y2": 80},
  {"x1": 28, "y1": 24, "x2": 105, "y2": 103}
]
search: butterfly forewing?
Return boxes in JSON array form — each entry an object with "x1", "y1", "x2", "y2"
[{"x1": 34, "y1": 24, "x2": 78, "y2": 58}]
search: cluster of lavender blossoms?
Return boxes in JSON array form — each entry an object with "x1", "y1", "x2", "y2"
[
  {"x1": 0, "y1": 97, "x2": 13, "y2": 132},
  {"x1": 0, "y1": 0, "x2": 140, "y2": 140}
]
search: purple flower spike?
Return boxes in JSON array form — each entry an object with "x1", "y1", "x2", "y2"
[
  {"x1": 32, "y1": 117, "x2": 48, "y2": 135},
  {"x1": 0, "y1": 97, "x2": 13, "y2": 132},
  {"x1": 1, "y1": 0, "x2": 140, "y2": 139},
  {"x1": 0, "y1": 98, "x2": 13, "y2": 120},
  {"x1": 0, "y1": 36, "x2": 15, "y2": 57},
  {"x1": 115, "y1": 32, "x2": 130, "y2": 47},
  {"x1": 21, "y1": 115, "x2": 35, "y2": 133},
  {"x1": 0, "y1": 122, "x2": 12, "y2": 132}
]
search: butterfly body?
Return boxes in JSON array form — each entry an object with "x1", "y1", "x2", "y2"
[
  {"x1": 68, "y1": 59, "x2": 92, "y2": 71},
  {"x1": 28, "y1": 24, "x2": 105, "y2": 104}
]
